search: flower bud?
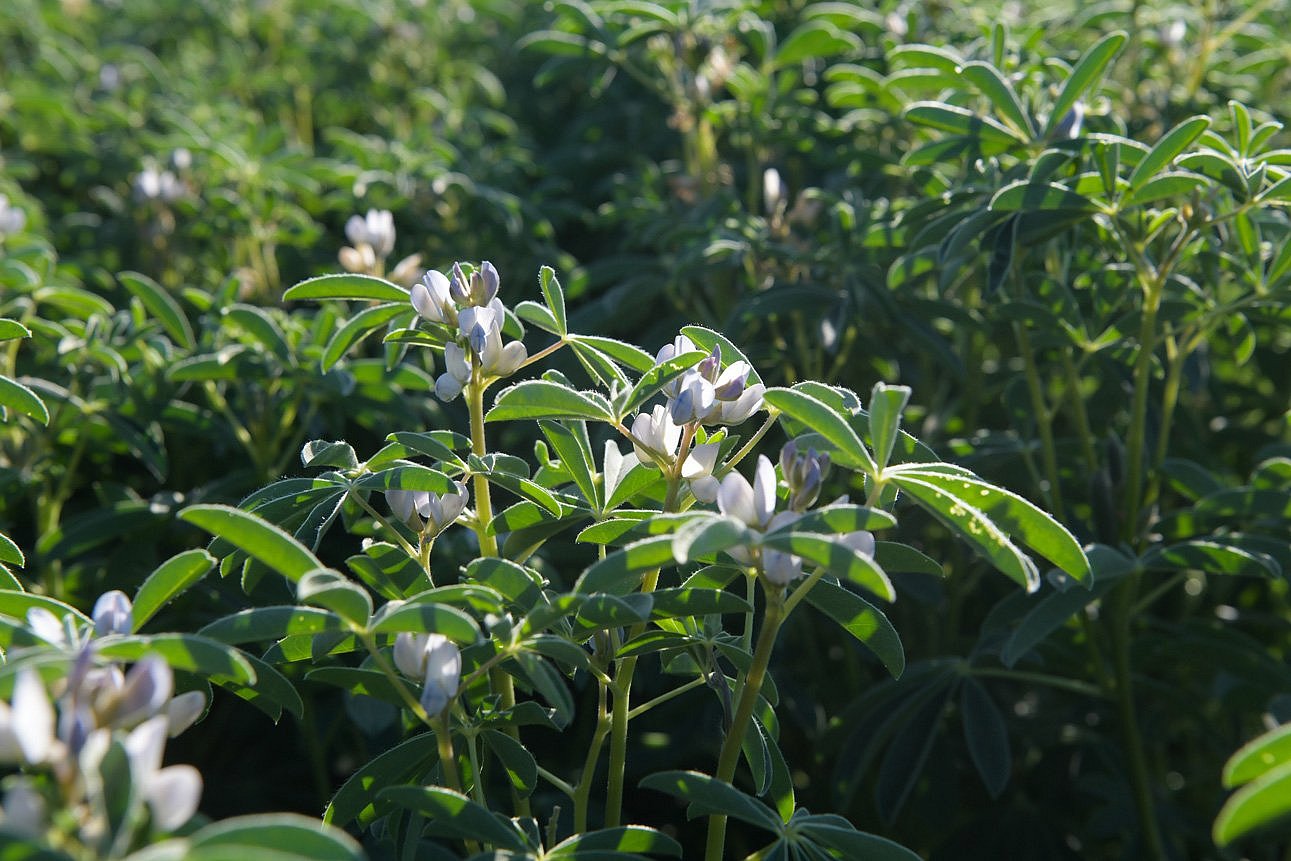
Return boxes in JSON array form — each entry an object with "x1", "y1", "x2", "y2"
[
  {"x1": 92, "y1": 590, "x2": 133, "y2": 637},
  {"x1": 412, "y1": 270, "x2": 457, "y2": 325}
]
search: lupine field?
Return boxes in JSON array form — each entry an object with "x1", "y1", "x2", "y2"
[{"x1": 1, "y1": 1, "x2": 1290, "y2": 858}]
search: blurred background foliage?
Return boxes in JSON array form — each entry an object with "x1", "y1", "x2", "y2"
[{"x1": 2, "y1": 0, "x2": 1290, "y2": 858}]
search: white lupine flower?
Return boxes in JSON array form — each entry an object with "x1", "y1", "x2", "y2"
[
  {"x1": 840, "y1": 530, "x2": 876, "y2": 558},
  {"x1": 92, "y1": 591, "x2": 133, "y2": 637},
  {"x1": 0, "y1": 195, "x2": 26, "y2": 238},
  {"x1": 412, "y1": 270, "x2": 457, "y2": 325},
  {"x1": 420, "y1": 482, "x2": 469, "y2": 535},
  {"x1": 0, "y1": 670, "x2": 55, "y2": 765},
  {"x1": 435, "y1": 342, "x2": 472, "y2": 401},
  {"x1": 338, "y1": 243, "x2": 376, "y2": 274},
  {"x1": 763, "y1": 168, "x2": 785, "y2": 214},
  {"x1": 762, "y1": 547, "x2": 804, "y2": 585},
  {"x1": 682, "y1": 441, "x2": 722, "y2": 502},
  {"x1": 448, "y1": 261, "x2": 500, "y2": 307},
  {"x1": 134, "y1": 164, "x2": 183, "y2": 202},
  {"x1": 164, "y1": 690, "x2": 206, "y2": 737},
  {"x1": 26, "y1": 608, "x2": 76, "y2": 648},
  {"x1": 344, "y1": 209, "x2": 396, "y2": 258},
  {"x1": 386, "y1": 489, "x2": 420, "y2": 524},
  {"x1": 656, "y1": 335, "x2": 700, "y2": 397},
  {"x1": 717, "y1": 454, "x2": 777, "y2": 531},
  {"x1": 630, "y1": 405, "x2": 682, "y2": 464},
  {"x1": 392, "y1": 633, "x2": 461, "y2": 716},
  {"x1": 121, "y1": 716, "x2": 202, "y2": 831}
]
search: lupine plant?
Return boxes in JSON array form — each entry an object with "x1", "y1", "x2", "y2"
[{"x1": 46, "y1": 258, "x2": 1086, "y2": 860}]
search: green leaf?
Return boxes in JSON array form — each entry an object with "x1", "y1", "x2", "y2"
[
  {"x1": 1143, "y1": 540, "x2": 1280, "y2": 578},
  {"x1": 763, "y1": 533, "x2": 894, "y2": 601},
  {"x1": 904, "y1": 102, "x2": 1022, "y2": 146},
  {"x1": 1122, "y1": 171, "x2": 1209, "y2": 208},
  {"x1": 547, "y1": 825, "x2": 682, "y2": 858},
  {"x1": 119, "y1": 271, "x2": 195, "y2": 349},
  {"x1": 772, "y1": 20, "x2": 861, "y2": 69},
  {"x1": 0, "y1": 533, "x2": 25, "y2": 568},
  {"x1": 515, "y1": 652, "x2": 574, "y2": 727},
  {"x1": 1225, "y1": 723, "x2": 1291, "y2": 788},
  {"x1": 891, "y1": 467, "x2": 1090, "y2": 581},
  {"x1": 541, "y1": 421, "x2": 602, "y2": 510},
  {"x1": 224, "y1": 305, "x2": 291, "y2": 363},
  {"x1": 96, "y1": 634, "x2": 256, "y2": 685},
  {"x1": 1127, "y1": 115, "x2": 1211, "y2": 192},
  {"x1": 301, "y1": 440, "x2": 359, "y2": 470},
  {"x1": 989, "y1": 181, "x2": 1101, "y2": 213},
  {"x1": 198, "y1": 606, "x2": 347, "y2": 645},
  {"x1": 959, "y1": 61, "x2": 1035, "y2": 139},
  {"x1": 0, "y1": 591, "x2": 90, "y2": 625},
  {"x1": 322, "y1": 303, "x2": 409, "y2": 371},
  {"x1": 132, "y1": 550, "x2": 216, "y2": 631},
  {"x1": 371, "y1": 603, "x2": 479, "y2": 644},
  {"x1": 0, "y1": 318, "x2": 31, "y2": 341},
  {"x1": 797, "y1": 817, "x2": 923, "y2": 861},
  {"x1": 324, "y1": 733, "x2": 439, "y2": 827},
  {"x1": 189, "y1": 813, "x2": 364, "y2": 860},
  {"x1": 297, "y1": 569, "x2": 372, "y2": 626},
  {"x1": 1214, "y1": 760, "x2": 1291, "y2": 846},
  {"x1": 888, "y1": 474, "x2": 1039, "y2": 591},
  {"x1": 515, "y1": 300, "x2": 561, "y2": 335},
  {"x1": 576, "y1": 535, "x2": 676, "y2": 595},
  {"x1": 284, "y1": 274, "x2": 409, "y2": 303},
  {"x1": 232, "y1": 652, "x2": 306, "y2": 722},
  {"x1": 803, "y1": 580, "x2": 904, "y2": 677},
  {"x1": 487, "y1": 380, "x2": 613, "y2": 423},
  {"x1": 680, "y1": 326, "x2": 764, "y2": 386},
  {"x1": 1044, "y1": 31, "x2": 1126, "y2": 138},
  {"x1": 181, "y1": 505, "x2": 323, "y2": 583},
  {"x1": 672, "y1": 516, "x2": 753, "y2": 563},
  {"x1": 960, "y1": 678, "x2": 1010, "y2": 797},
  {"x1": 764, "y1": 387, "x2": 874, "y2": 474},
  {"x1": 566, "y1": 335, "x2": 655, "y2": 373},
  {"x1": 538, "y1": 265, "x2": 567, "y2": 335},
  {"x1": 481, "y1": 729, "x2": 538, "y2": 799},
  {"x1": 639, "y1": 771, "x2": 783, "y2": 832},
  {"x1": 867, "y1": 383, "x2": 911, "y2": 473},
  {"x1": 0, "y1": 375, "x2": 49, "y2": 425},
  {"x1": 874, "y1": 541, "x2": 943, "y2": 576},
  {"x1": 650, "y1": 587, "x2": 750, "y2": 619},
  {"x1": 617, "y1": 351, "x2": 706, "y2": 420},
  {"x1": 305, "y1": 667, "x2": 405, "y2": 705},
  {"x1": 380, "y1": 786, "x2": 530, "y2": 852},
  {"x1": 354, "y1": 465, "x2": 459, "y2": 494}
]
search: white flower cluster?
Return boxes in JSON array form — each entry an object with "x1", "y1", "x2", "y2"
[
  {"x1": 627, "y1": 334, "x2": 766, "y2": 503},
  {"x1": 0, "y1": 591, "x2": 205, "y2": 840},
  {"x1": 411, "y1": 262, "x2": 528, "y2": 402},
  {"x1": 133, "y1": 160, "x2": 184, "y2": 203},
  {"x1": 655, "y1": 335, "x2": 765, "y2": 427},
  {"x1": 393, "y1": 632, "x2": 460, "y2": 716},
  {"x1": 717, "y1": 449, "x2": 873, "y2": 586},
  {"x1": 386, "y1": 483, "x2": 469, "y2": 537},
  {"x1": 339, "y1": 209, "x2": 422, "y2": 285}
]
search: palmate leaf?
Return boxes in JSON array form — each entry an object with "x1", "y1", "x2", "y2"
[
  {"x1": 639, "y1": 771, "x2": 783, "y2": 832},
  {"x1": 380, "y1": 786, "x2": 530, "y2": 852},
  {"x1": 764, "y1": 387, "x2": 875, "y2": 474},
  {"x1": 487, "y1": 380, "x2": 615, "y2": 423},
  {"x1": 1044, "y1": 31, "x2": 1126, "y2": 137},
  {"x1": 325, "y1": 733, "x2": 439, "y2": 827}
]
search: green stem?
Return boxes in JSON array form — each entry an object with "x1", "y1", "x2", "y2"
[
  {"x1": 1123, "y1": 291, "x2": 1160, "y2": 545},
  {"x1": 1014, "y1": 321, "x2": 1066, "y2": 522},
  {"x1": 574, "y1": 679, "x2": 612, "y2": 833},
  {"x1": 627, "y1": 675, "x2": 706, "y2": 720},
  {"x1": 467, "y1": 376, "x2": 499, "y2": 558},
  {"x1": 466, "y1": 731, "x2": 487, "y2": 807},
  {"x1": 1109, "y1": 579, "x2": 1167, "y2": 860},
  {"x1": 704, "y1": 589, "x2": 785, "y2": 861},
  {"x1": 1060, "y1": 349, "x2": 1100, "y2": 475}
]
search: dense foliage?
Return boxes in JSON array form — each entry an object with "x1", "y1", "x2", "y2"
[{"x1": 1, "y1": 1, "x2": 1289, "y2": 859}]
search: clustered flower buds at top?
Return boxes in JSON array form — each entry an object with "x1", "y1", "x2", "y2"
[
  {"x1": 780, "y1": 440, "x2": 831, "y2": 512},
  {"x1": 0, "y1": 591, "x2": 206, "y2": 842},
  {"x1": 386, "y1": 483, "x2": 470, "y2": 536},
  {"x1": 393, "y1": 632, "x2": 461, "y2": 716},
  {"x1": 417, "y1": 261, "x2": 528, "y2": 401},
  {"x1": 655, "y1": 336, "x2": 765, "y2": 427},
  {"x1": 345, "y1": 209, "x2": 396, "y2": 259}
]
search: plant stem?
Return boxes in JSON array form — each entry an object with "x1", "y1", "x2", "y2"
[
  {"x1": 467, "y1": 375, "x2": 499, "y2": 557},
  {"x1": 574, "y1": 679, "x2": 612, "y2": 833},
  {"x1": 704, "y1": 589, "x2": 785, "y2": 861},
  {"x1": 1110, "y1": 579, "x2": 1167, "y2": 860},
  {"x1": 627, "y1": 675, "x2": 706, "y2": 720},
  {"x1": 1014, "y1": 321, "x2": 1066, "y2": 521}
]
